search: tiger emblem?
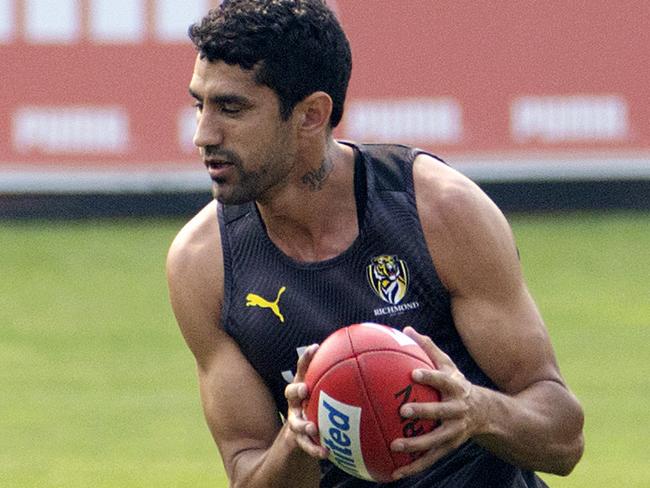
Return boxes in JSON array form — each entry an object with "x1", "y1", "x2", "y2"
[{"x1": 367, "y1": 255, "x2": 409, "y2": 305}]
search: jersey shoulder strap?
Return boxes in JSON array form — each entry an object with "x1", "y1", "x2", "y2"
[{"x1": 350, "y1": 142, "x2": 446, "y2": 192}]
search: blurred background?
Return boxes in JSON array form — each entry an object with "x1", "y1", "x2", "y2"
[
  {"x1": 2, "y1": 0, "x2": 649, "y2": 215},
  {"x1": 1, "y1": 1, "x2": 648, "y2": 487}
]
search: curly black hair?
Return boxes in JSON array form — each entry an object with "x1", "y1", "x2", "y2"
[{"x1": 188, "y1": 0, "x2": 352, "y2": 128}]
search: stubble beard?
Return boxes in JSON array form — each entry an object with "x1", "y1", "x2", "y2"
[
  {"x1": 212, "y1": 151, "x2": 295, "y2": 205},
  {"x1": 212, "y1": 166, "x2": 268, "y2": 205},
  {"x1": 209, "y1": 124, "x2": 296, "y2": 205}
]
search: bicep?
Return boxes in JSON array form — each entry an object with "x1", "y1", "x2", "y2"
[
  {"x1": 447, "y1": 210, "x2": 563, "y2": 394},
  {"x1": 414, "y1": 158, "x2": 563, "y2": 394}
]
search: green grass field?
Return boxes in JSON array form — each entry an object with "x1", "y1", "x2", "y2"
[{"x1": 1, "y1": 212, "x2": 648, "y2": 487}]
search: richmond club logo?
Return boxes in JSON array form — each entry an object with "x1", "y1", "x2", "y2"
[{"x1": 367, "y1": 255, "x2": 409, "y2": 305}]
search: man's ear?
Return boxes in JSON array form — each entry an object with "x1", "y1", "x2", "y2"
[{"x1": 295, "y1": 91, "x2": 333, "y2": 136}]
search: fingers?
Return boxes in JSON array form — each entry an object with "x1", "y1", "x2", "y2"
[
  {"x1": 390, "y1": 416, "x2": 470, "y2": 480},
  {"x1": 297, "y1": 435, "x2": 329, "y2": 459},
  {"x1": 390, "y1": 329, "x2": 480, "y2": 480},
  {"x1": 391, "y1": 430, "x2": 467, "y2": 480},
  {"x1": 285, "y1": 343, "x2": 318, "y2": 412},
  {"x1": 403, "y1": 326, "x2": 455, "y2": 370},
  {"x1": 392, "y1": 329, "x2": 476, "y2": 479},
  {"x1": 403, "y1": 327, "x2": 471, "y2": 402},
  {"x1": 400, "y1": 397, "x2": 469, "y2": 422},
  {"x1": 293, "y1": 343, "x2": 319, "y2": 383},
  {"x1": 285, "y1": 381, "x2": 308, "y2": 407},
  {"x1": 284, "y1": 343, "x2": 328, "y2": 459},
  {"x1": 285, "y1": 380, "x2": 328, "y2": 459},
  {"x1": 285, "y1": 343, "x2": 318, "y2": 413},
  {"x1": 289, "y1": 413, "x2": 328, "y2": 459},
  {"x1": 411, "y1": 367, "x2": 471, "y2": 399},
  {"x1": 392, "y1": 417, "x2": 467, "y2": 453},
  {"x1": 290, "y1": 418, "x2": 329, "y2": 459}
]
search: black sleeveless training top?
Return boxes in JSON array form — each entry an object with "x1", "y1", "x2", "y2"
[{"x1": 218, "y1": 142, "x2": 548, "y2": 487}]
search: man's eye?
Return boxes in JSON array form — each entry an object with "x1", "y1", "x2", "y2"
[
  {"x1": 221, "y1": 105, "x2": 241, "y2": 115},
  {"x1": 193, "y1": 102, "x2": 203, "y2": 112}
]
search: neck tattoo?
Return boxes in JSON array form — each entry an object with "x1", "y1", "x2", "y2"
[{"x1": 301, "y1": 158, "x2": 333, "y2": 191}]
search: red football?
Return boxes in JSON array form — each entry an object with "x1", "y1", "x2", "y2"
[{"x1": 303, "y1": 323, "x2": 440, "y2": 483}]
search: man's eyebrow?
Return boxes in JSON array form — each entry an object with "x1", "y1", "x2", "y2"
[
  {"x1": 188, "y1": 88, "x2": 251, "y2": 106},
  {"x1": 188, "y1": 88, "x2": 201, "y2": 101}
]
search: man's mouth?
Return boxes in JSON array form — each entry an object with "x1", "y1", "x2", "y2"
[
  {"x1": 205, "y1": 159, "x2": 230, "y2": 168},
  {"x1": 205, "y1": 160, "x2": 234, "y2": 179}
]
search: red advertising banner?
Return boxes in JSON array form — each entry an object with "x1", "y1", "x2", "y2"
[{"x1": 1, "y1": 1, "x2": 649, "y2": 181}]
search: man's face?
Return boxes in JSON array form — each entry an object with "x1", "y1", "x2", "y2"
[{"x1": 189, "y1": 56, "x2": 298, "y2": 204}]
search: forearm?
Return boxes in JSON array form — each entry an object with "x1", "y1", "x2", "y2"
[
  {"x1": 229, "y1": 423, "x2": 321, "y2": 488},
  {"x1": 474, "y1": 380, "x2": 584, "y2": 475}
]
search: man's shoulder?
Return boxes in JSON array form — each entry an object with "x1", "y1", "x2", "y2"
[
  {"x1": 412, "y1": 153, "x2": 490, "y2": 223},
  {"x1": 412, "y1": 154, "x2": 518, "y2": 293},
  {"x1": 167, "y1": 200, "x2": 221, "y2": 276},
  {"x1": 166, "y1": 200, "x2": 227, "y2": 360}
]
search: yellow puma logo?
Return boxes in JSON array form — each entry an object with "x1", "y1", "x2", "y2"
[{"x1": 246, "y1": 286, "x2": 286, "y2": 323}]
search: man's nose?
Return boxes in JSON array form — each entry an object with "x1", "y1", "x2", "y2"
[{"x1": 193, "y1": 109, "x2": 224, "y2": 148}]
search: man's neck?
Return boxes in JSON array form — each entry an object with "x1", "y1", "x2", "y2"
[{"x1": 257, "y1": 140, "x2": 358, "y2": 262}]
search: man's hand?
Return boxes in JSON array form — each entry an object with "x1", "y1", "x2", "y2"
[
  {"x1": 390, "y1": 327, "x2": 489, "y2": 480},
  {"x1": 284, "y1": 344, "x2": 330, "y2": 460}
]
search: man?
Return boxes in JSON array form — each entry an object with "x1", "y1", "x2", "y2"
[{"x1": 166, "y1": 1, "x2": 584, "y2": 486}]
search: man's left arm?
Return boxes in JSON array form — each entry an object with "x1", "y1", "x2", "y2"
[{"x1": 391, "y1": 155, "x2": 585, "y2": 479}]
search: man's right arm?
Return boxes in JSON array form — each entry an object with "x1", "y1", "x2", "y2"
[{"x1": 166, "y1": 202, "x2": 323, "y2": 488}]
